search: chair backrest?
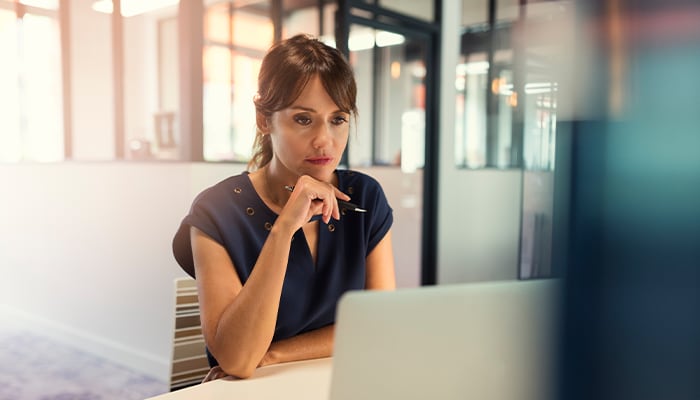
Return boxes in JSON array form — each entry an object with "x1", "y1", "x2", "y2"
[{"x1": 169, "y1": 277, "x2": 210, "y2": 391}]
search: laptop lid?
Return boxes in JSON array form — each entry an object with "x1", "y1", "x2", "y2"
[{"x1": 329, "y1": 279, "x2": 560, "y2": 400}]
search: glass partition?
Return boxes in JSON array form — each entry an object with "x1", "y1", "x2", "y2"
[
  {"x1": 201, "y1": 1, "x2": 272, "y2": 162},
  {"x1": 0, "y1": 1, "x2": 62, "y2": 162},
  {"x1": 120, "y1": 2, "x2": 181, "y2": 160},
  {"x1": 455, "y1": 0, "x2": 569, "y2": 279},
  {"x1": 456, "y1": 0, "x2": 562, "y2": 171},
  {"x1": 378, "y1": 0, "x2": 434, "y2": 22},
  {"x1": 347, "y1": 25, "x2": 426, "y2": 171},
  {"x1": 1, "y1": 0, "x2": 435, "y2": 165}
]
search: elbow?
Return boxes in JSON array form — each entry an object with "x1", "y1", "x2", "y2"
[
  {"x1": 205, "y1": 326, "x2": 270, "y2": 379},
  {"x1": 218, "y1": 358, "x2": 258, "y2": 379},
  {"x1": 213, "y1": 352, "x2": 260, "y2": 379}
]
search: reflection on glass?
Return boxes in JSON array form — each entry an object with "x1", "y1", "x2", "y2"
[
  {"x1": 120, "y1": 3, "x2": 181, "y2": 160},
  {"x1": 455, "y1": 45, "x2": 519, "y2": 169},
  {"x1": 203, "y1": 46, "x2": 261, "y2": 161},
  {"x1": 460, "y1": 0, "x2": 488, "y2": 26},
  {"x1": 0, "y1": 5, "x2": 62, "y2": 162},
  {"x1": 156, "y1": 16, "x2": 178, "y2": 156},
  {"x1": 456, "y1": 51, "x2": 518, "y2": 169},
  {"x1": 0, "y1": 8, "x2": 21, "y2": 162},
  {"x1": 523, "y1": 80, "x2": 557, "y2": 170},
  {"x1": 455, "y1": 56, "x2": 487, "y2": 168},
  {"x1": 347, "y1": 26, "x2": 374, "y2": 167},
  {"x1": 347, "y1": 26, "x2": 425, "y2": 171},
  {"x1": 284, "y1": 2, "x2": 334, "y2": 38},
  {"x1": 349, "y1": 29, "x2": 405, "y2": 51},
  {"x1": 455, "y1": 0, "x2": 561, "y2": 171},
  {"x1": 379, "y1": 0, "x2": 433, "y2": 22},
  {"x1": 92, "y1": 0, "x2": 178, "y2": 18},
  {"x1": 20, "y1": 0, "x2": 58, "y2": 9},
  {"x1": 202, "y1": 2, "x2": 272, "y2": 162}
]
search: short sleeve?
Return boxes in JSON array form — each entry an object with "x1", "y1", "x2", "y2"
[
  {"x1": 363, "y1": 175, "x2": 394, "y2": 255},
  {"x1": 172, "y1": 185, "x2": 230, "y2": 278}
]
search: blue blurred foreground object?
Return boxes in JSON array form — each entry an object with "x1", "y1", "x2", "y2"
[{"x1": 555, "y1": 1, "x2": 700, "y2": 400}]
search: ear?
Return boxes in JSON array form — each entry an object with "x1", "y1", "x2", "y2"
[{"x1": 256, "y1": 112, "x2": 270, "y2": 134}]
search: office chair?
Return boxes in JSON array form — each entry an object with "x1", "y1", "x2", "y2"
[{"x1": 169, "y1": 277, "x2": 210, "y2": 391}]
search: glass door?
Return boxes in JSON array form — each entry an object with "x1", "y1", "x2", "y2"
[
  {"x1": 346, "y1": 25, "x2": 426, "y2": 172},
  {"x1": 336, "y1": 0, "x2": 439, "y2": 286}
]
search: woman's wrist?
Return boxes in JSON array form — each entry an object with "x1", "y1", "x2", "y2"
[{"x1": 270, "y1": 219, "x2": 297, "y2": 240}]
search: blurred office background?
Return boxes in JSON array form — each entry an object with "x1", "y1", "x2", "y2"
[{"x1": 0, "y1": 0, "x2": 698, "y2": 399}]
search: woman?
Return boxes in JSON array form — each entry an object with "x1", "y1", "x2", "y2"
[{"x1": 173, "y1": 34, "x2": 396, "y2": 379}]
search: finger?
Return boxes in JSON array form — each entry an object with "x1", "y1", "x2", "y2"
[
  {"x1": 329, "y1": 184, "x2": 346, "y2": 219},
  {"x1": 331, "y1": 200, "x2": 341, "y2": 221},
  {"x1": 321, "y1": 195, "x2": 334, "y2": 224},
  {"x1": 333, "y1": 186, "x2": 351, "y2": 201},
  {"x1": 306, "y1": 202, "x2": 321, "y2": 222},
  {"x1": 309, "y1": 184, "x2": 332, "y2": 221}
]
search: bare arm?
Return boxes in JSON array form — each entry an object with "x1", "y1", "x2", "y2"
[
  {"x1": 258, "y1": 324, "x2": 335, "y2": 367},
  {"x1": 192, "y1": 225, "x2": 292, "y2": 378},
  {"x1": 192, "y1": 175, "x2": 347, "y2": 378},
  {"x1": 364, "y1": 230, "x2": 396, "y2": 291}
]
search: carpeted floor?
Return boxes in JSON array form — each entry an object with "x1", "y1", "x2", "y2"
[{"x1": 0, "y1": 325, "x2": 168, "y2": 400}]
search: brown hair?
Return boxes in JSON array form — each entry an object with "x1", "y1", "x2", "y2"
[{"x1": 248, "y1": 34, "x2": 358, "y2": 170}]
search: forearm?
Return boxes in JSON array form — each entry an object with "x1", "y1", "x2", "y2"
[
  {"x1": 259, "y1": 324, "x2": 335, "y2": 367},
  {"x1": 207, "y1": 225, "x2": 294, "y2": 377}
]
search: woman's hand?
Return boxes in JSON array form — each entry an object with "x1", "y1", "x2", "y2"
[{"x1": 277, "y1": 175, "x2": 351, "y2": 230}]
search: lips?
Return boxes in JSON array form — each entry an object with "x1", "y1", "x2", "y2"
[{"x1": 305, "y1": 157, "x2": 333, "y2": 166}]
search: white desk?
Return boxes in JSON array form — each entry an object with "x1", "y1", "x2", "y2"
[{"x1": 147, "y1": 357, "x2": 333, "y2": 400}]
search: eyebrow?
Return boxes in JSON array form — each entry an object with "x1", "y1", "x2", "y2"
[{"x1": 289, "y1": 105, "x2": 348, "y2": 114}]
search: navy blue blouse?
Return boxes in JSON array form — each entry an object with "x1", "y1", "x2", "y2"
[{"x1": 172, "y1": 169, "x2": 393, "y2": 344}]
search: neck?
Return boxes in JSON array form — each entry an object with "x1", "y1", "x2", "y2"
[{"x1": 262, "y1": 165, "x2": 295, "y2": 209}]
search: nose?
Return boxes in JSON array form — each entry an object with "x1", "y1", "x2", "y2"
[{"x1": 311, "y1": 123, "x2": 332, "y2": 149}]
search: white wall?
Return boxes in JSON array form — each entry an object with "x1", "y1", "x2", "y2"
[
  {"x1": 437, "y1": 170, "x2": 523, "y2": 282},
  {"x1": 0, "y1": 162, "x2": 238, "y2": 380}
]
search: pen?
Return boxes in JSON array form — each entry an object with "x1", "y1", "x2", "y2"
[{"x1": 283, "y1": 185, "x2": 367, "y2": 213}]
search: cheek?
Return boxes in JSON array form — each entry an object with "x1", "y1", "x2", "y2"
[
  {"x1": 270, "y1": 131, "x2": 302, "y2": 157},
  {"x1": 336, "y1": 127, "x2": 350, "y2": 145}
]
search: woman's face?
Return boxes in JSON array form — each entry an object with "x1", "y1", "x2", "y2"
[{"x1": 267, "y1": 75, "x2": 350, "y2": 183}]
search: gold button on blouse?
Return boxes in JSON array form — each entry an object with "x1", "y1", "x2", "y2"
[
  {"x1": 328, "y1": 224, "x2": 335, "y2": 232},
  {"x1": 264, "y1": 222, "x2": 272, "y2": 231},
  {"x1": 233, "y1": 187, "x2": 242, "y2": 194},
  {"x1": 246, "y1": 207, "x2": 255, "y2": 216}
]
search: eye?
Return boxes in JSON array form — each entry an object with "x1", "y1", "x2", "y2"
[
  {"x1": 293, "y1": 114, "x2": 312, "y2": 126},
  {"x1": 331, "y1": 115, "x2": 349, "y2": 125}
]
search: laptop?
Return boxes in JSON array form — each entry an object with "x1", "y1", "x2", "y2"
[{"x1": 329, "y1": 279, "x2": 560, "y2": 400}]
